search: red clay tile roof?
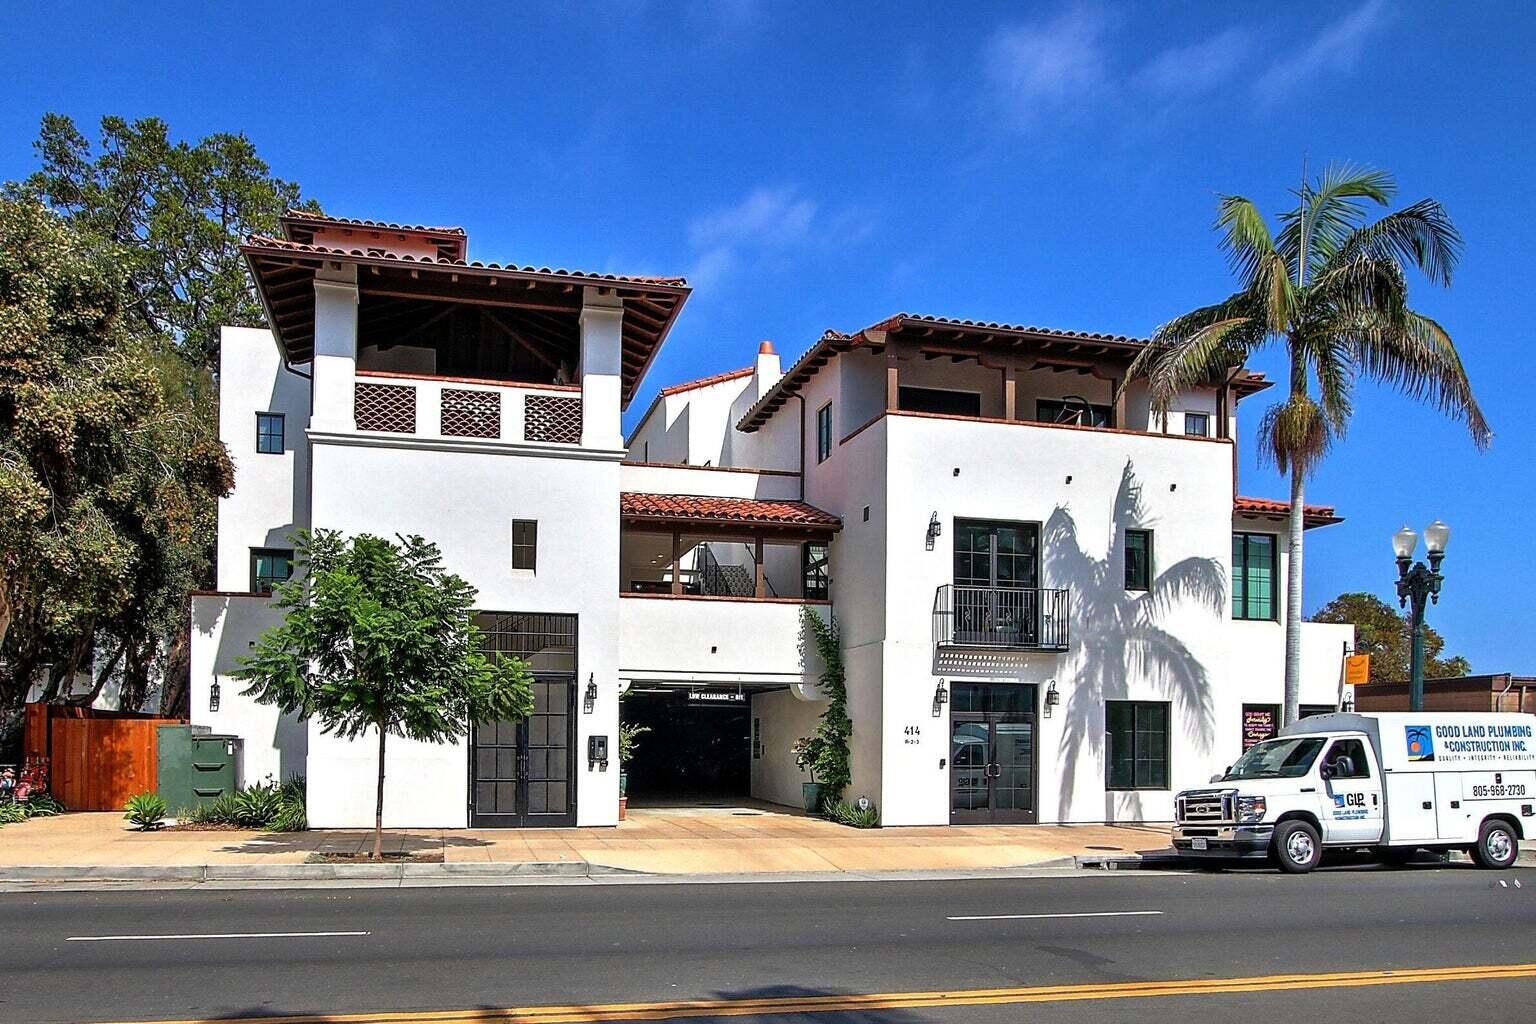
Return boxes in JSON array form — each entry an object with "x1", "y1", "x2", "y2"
[
  {"x1": 281, "y1": 210, "x2": 467, "y2": 235},
  {"x1": 1235, "y1": 496, "x2": 1343, "y2": 528},
  {"x1": 244, "y1": 234, "x2": 689, "y2": 287},
  {"x1": 659, "y1": 366, "x2": 753, "y2": 396},
  {"x1": 620, "y1": 493, "x2": 841, "y2": 531},
  {"x1": 868, "y1": 312, "x2": 1150, "y2": 346}
]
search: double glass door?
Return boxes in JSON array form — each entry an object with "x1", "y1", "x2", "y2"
[
  {"x1": 950, "y1": 683, "x2": 1037, "y2": 824},
  {"x1": 952, "y1": 521, "x2": 1041, "y2": 645},
  {"x1": 470, "y1": 676, "x2": 575, "y2": 827}
]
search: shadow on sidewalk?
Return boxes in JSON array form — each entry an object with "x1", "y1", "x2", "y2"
[{"x1": 215, "y1": 831, "x2": 493, "y2": 857}]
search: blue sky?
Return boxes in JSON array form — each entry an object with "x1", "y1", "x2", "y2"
[{"x1": 5, "y1": 2, "x2": 1533, "y2": 671}]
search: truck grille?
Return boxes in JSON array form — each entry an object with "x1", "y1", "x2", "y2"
[{"x1": 1176, "y1": 791, "x2": 1231, "y2": 824}]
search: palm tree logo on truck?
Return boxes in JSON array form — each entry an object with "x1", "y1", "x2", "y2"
[{"x1": 1406, "y1": 726, "x2": 1435, "y2": 762}]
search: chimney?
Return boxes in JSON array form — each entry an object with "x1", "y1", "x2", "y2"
[{"x1": 754, "y1": 339, "x2": 782, "y2": 391}]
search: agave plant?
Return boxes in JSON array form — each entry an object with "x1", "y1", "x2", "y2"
[{"x1": 1129, "y1": 165, "x2": 1489, "y2": 723}]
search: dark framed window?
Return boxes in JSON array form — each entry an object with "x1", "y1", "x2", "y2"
[
  {"x1": 1107, "y1": 701, "x2": 1169, "y2": 790},
  {"x1": 1184, "y1": 412, "x2": 1210, "y2": 437},
  {"x1": 1036, "y1": 398, "x2": 1113, "y2": 428},
  {"x1": 256, "y1": 412, "x2": 285, "y2": 454},
  {"x1": 1124, "y1": 529, "x2": 1152, "y2": 591},
  {"x1": 802, "y1": 542, "x2": 830, "y2": 600},
  {"x1": 816, "y1": 403, "x2": 832, "y2": 463},
  {"x1": 250, "y1": 548, "x2": 294, "y2": 594},
  {"x1": 512, "y1": 520, "x2": 538, "y2": 571},
  {"x1": 1324, "y1": 738, "x2": 1371, "y2": 779},
  {"x1": 1232, "y1": 532, "x2": 1278, "y2": 620},
  {"x1": 898, "y1": 386, "x2": 981, "y2": 416}
]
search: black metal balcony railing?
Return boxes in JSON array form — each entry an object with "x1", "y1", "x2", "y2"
[{"x1": 933, "y1": 585, "x2": 1070, "y2": 651}]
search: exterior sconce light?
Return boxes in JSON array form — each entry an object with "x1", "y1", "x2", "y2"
[
  {"x1": 856, "y1": 796, "x2": 873, "y2": 812},
  {"x1": 1044, "y1": 679, "x2": 1059, "y2": 718},
  {"x1": 209, "y1": 679, "x2": 221, "y2": 713},
  {"x1": 926, "y1": 512, "x2": 942, "y2": 551},
  {"x1": 583, "y1": 674, "x2": 598, "y2": 714},
  {"x1": 932, "y1": 679, "x2": 949, "y2": 717}
]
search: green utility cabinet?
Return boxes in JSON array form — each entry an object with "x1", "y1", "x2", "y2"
[{"x1": 156, "y1": 725, "x2": 240, "y2": 812}]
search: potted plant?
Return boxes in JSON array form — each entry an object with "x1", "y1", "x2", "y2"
[
  {"x1": 793, "y1": 736, "x2": 825, "y2": 814},
  {"x1": 618, "y1": 721, "x2": 649, "y2": 821}
]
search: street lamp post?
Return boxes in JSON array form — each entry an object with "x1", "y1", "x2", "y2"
[{"x1": 1393, "y1": 520, "x2": 1450, "y2": 713}]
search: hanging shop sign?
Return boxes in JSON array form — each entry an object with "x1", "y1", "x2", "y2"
[{"x1": 687, "y1": 690, "x2": 747, "y2": 705}]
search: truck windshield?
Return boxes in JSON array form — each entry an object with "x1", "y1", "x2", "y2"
[{"x1": 1223, "y1": 736, "x2": 1326, "y2": 780}]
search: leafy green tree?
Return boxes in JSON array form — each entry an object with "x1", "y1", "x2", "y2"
[
  {"x1": 1311, "y1": 591, "x2": 1470, "y2": 683},
  {"x1": 1129, "y1": 166, "x2": 1489, "y2": 725},
  {"x1": 801, "y1": 608, "x2": 850, "y2": 800},
  {"x1": 11, "y1": 113, "x2": 318, "y2": 369},
  {"x1": 235, "y1": 531, "x2": 535, "y2": 859},
  {"x1": 0, "y1": 199, "x2": 233, "y2": 730}
]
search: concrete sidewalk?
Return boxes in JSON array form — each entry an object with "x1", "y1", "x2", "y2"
[{"x1": 0, "y1": 803, "x2": 1172, "y2": 881}]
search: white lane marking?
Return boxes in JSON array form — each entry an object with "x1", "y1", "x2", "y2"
[
  {"x1": 947, "y1": 910, "x2": 1164, "y2": 921},
  {"x1": 67, "y1": 930, "x2": 370, "y2": 942}
]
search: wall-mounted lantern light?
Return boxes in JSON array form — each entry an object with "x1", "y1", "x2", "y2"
[
  {"x1": 583, "y1": 674, "x2": 598, "y2": 714},
  {"x1": 1044, "y1": 679, "x2": 1059, "y2": 718},
  {"x1": 209, "y1": 679, "x2": 221, "y2": 713},
  {"x1": 856, "y1": 795, "x2": 873, "y2": 812},
  {"x1": 932, "y1": 679, "x2": 949, "y2": 717},
  {"x1": 926, "y1": 512, "x2": 942, "y2": 551}
]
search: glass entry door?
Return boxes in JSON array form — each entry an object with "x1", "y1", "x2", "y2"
[
  {"x1": 470, "y1": 676, "x2": 575, "y2": 827},
  {"x1": 952, "y1": 521, "x2": 1041, "y2": 646},
  {"x1": 950, "y1": 683, "x2": 1037, "y2": 824}
]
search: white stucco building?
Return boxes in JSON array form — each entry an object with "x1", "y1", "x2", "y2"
[{"x1": 191, "y1": 211, "x2": 1352, "y2": 828}]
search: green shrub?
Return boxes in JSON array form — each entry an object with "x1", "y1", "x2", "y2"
[
  {"x1": 825, "y1": 798, "x2": 879, "y2": 828},
  {"x1": 188, "y1": 791, "x2": 242, "y2": 825},
  {"x1": 124, "y1": 792, "x2": 168, "y2": 831},
  {"x1": 233, "y1": 780, "x2": 284, "y2": 827},
  {"x1": 0, "y1": 802, "x2": 27, "y2": 825},
  {"x1": 24, "y1": 794, "x2": 64, "y2": 816},
  {"x1": 183, "y1": 777, "x2": 305, "y2": 831}
]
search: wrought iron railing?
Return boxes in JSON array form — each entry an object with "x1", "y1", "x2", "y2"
[{"x1": 932, "y1": 585, "x2": 1070, "y2": 651}]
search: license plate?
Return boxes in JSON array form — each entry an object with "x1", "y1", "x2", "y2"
[{"x1": 1191, "y1": 837, "x2": 1208, "y2": 851}]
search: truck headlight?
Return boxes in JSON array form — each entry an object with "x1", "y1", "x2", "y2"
[{"x1": 1235, "y1": 795, "x2": 1266, "y2": 823}]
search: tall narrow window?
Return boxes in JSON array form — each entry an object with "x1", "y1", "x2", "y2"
[
  {"x1": 1124, "y1": 529, "x2": 1152, "y2": 591},
  {"x1": 1184, "y1": 412, "x2": 1210, "y2": 437},
  {"x1": 512, "y1": 520, "x2": 538, "y2": 571},
  {"x1": 250, "y1": 548, "x2": 294, "y2": 594},
  {"x1": 256, "y1": 413, "x2": 285, "y2": 454},
  {"x1": 1106, "y1": 701, "x2": 1170, "y2": 790},
  {"x1": 816, "y1": 403, "x2": 832, "y2": 463},
  {"x1": 1232, "y1": 532, "x2": 1278, "y2": 620},
  {"x1": 802, "y1": 542, "x2": 830, "y2": 600}
]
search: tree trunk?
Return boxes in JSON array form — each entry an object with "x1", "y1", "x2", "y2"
[
  {"x1": 159, "y1": 628, "x2": 191, "y2": 717},
  {"x1": 66, "y1": 641, "x2": 124, "y2": 707},
  {"x1": 1283, "y1": 467, "x2": 1306, "y2": 726},
  {"x1": 373, "y1": 725, "x2": 387, "y2": 861}
]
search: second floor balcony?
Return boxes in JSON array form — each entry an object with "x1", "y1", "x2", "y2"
[
  {"x1": 933, "y1": 584, "x2": 1070, "y2": 652},
  {"x1": 352, "y1": 372, "x2": 584, "y2": 445}
]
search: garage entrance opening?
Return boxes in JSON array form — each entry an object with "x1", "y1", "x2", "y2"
[{"x1": 622, "y1": 689, "x2": 752, "y2": 806}]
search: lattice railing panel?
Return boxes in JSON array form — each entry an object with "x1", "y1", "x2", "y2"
[
  {"x1": 524, "y1": 394, "x2": 582, "y2": 444},
  {"x1": 354, "y1": 382, "x2": 417, "y2": 433},
  {"x1": 441, "y1": 388, "x2": 501, "y2": 439}
]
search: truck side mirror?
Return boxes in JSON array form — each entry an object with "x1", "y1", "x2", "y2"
[{"x1": 1319, "y1": 762, "x2": 1333, "y2": 780}]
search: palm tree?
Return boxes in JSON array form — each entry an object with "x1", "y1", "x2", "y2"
[{"x1": 1128, "y1": 165, "x2": 1490, "y2": 726}]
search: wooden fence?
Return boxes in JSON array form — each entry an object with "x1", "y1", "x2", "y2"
[{"x1": 22, "y1": 704, "x2": 185, "y2": 811}]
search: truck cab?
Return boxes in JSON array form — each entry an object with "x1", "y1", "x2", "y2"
[{"x1": 1174, "y1": 712, "x2": 1534, "y2": 873}]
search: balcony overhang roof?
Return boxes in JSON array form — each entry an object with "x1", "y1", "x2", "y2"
[
  {"x1": 1234, "y1": 495, "x2": 1343, "y2": 529},
  {"x1": 241, "y1": 226, "x2": 690, "y2": 409},
  {"x1": 620, "y1": 492, "x2": 841, "y2": 538},
  {"x1": 736, "y1": 312, "x2": 1271, "y2": 432}
]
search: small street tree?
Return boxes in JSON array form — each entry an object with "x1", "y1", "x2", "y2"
[
  {"x1": 235, "y1": 531, "x2": 533, "y2": 859},
  {"x1": 1311, "y1": 591, "x2": 1470, "y2": 683}
]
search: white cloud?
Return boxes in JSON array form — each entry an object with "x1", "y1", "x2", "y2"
[
  {"x1": 1134, "y1": 27, "x2": 1251, "y2": 98},
  {"x1": 1255, "y1": 1, "x2": 1389, "y2": 102},
  {"x1": 984, "y1": 6, "x2": 1111, "y2": 127},
  {"x1": 684, "y1": 187, "x2": 875, "y2": 292}
]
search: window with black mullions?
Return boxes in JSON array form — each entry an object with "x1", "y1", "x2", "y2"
[
  {"x1": 512, "y1": 520, "x2": 538, "y2": 571},
  {"x1": 802, "y1": 541, "x2": 829, "y2": 600},
  {"x1": 256, "y1": 413, "x2": 284, "y2": 454},
  {"x1": 1107, "y1": 701, "x2": 1169, "y2": 790},
  {"x1": 816, "y1": 403, "x2": 832, "y2": 463},
  {"x1": 1124, "y1": 529, "x2": 1152, "y2": 591},
  {"x1": 250, "y1": 548, "x2": 294, "y2": 594}
]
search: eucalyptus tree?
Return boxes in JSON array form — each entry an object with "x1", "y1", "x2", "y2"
[{"x1": 1129, "y1": 166, "x2": 1489, "y2": 724}]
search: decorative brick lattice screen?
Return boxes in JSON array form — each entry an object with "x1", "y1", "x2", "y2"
[
  {"x1": 524, "y1": 394, "x2": 582, "y2": 443},
  {"x1": 354, "y1": 382, "x2": 417, "y2": 433},
  {"x1": 440, "y1": 388, "x2": 501, "y2": 439}
]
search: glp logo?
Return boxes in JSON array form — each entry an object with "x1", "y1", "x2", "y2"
[{"x1": 1406, "y1": 725, "x2": 1435, "y2": 762}]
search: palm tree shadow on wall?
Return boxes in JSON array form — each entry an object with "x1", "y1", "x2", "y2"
[{"x1": 1048, "y1": 459, "x2": 1224, "y2": 822}]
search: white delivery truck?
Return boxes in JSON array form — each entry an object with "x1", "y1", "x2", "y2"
[{"x1": 1172, "y1": 712, "x2": 1536, "y2": 873}]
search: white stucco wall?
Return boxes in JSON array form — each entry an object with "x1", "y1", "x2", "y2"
[
  {"x1": 749, "y1": 688, "x2": 826, "y2": 809},
  {"x1": 618, "y1": 463, "x2": 801, "y2": 501},
  {"x1": 619, "y1": 596, "x2": 826, "y2": 687},
  {"x1": 216, "y1": 326, "x2": 311, "y2": 592}
]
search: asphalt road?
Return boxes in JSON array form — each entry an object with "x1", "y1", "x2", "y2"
[{"x1": 4, "y1": 863, "x2": 1536, "y2": 1024}]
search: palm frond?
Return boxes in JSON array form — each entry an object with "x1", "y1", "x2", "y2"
[
  {"x1": 1301, "y1": 332, "x2": 1355, "y2": 435},
  {"x1": 1216, "y1": 195, "x2": 1279, "y2": 288},
  {"x1": 1311, "y1": 251, "x2": 1410, "y2": 327},
  {"x1": 1278, "y1": 164, "x2": 1395, "y2": 278},
  {"x1": 1127, "y1": 294, "x2": 1270, "y2": 414},
  {"x1": 1349, "y1": 310, "x2": 1492, "y2": 448},
  {"x1": 1329, "y1": 199, "x2": 1462, "y2": 287}
]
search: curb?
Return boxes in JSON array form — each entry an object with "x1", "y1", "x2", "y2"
[
  {"x1": 1073, "y1": 851, "x2": 1184, "y2": 870},
  {"x1": 0, "y1": 860, "x2": 608, "y2": 883}
]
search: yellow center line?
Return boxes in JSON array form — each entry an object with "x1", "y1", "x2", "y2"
[{"x1": 108, "y1": 961, "x2": 1536, "y2": 1024}]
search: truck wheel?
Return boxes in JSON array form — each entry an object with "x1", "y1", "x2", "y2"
[
  {"x1": 1471, "y1": 820, "x2": 1518, "y2": 870},
  {"x1": 1273, "y1": 820, "x2": 1322, "y2": 873}
]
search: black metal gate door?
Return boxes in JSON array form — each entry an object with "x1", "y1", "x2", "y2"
[
  {"x1": 949, "y1": 683, "x2": 1037, "y2": 824},
  {"x1": 470, "y1": 676, "x2": 575, "y2": 827}
]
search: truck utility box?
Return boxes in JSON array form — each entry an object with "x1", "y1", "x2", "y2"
[{"x1": 1173, "y1": 711, "x2": 1534, "y2": 872}]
